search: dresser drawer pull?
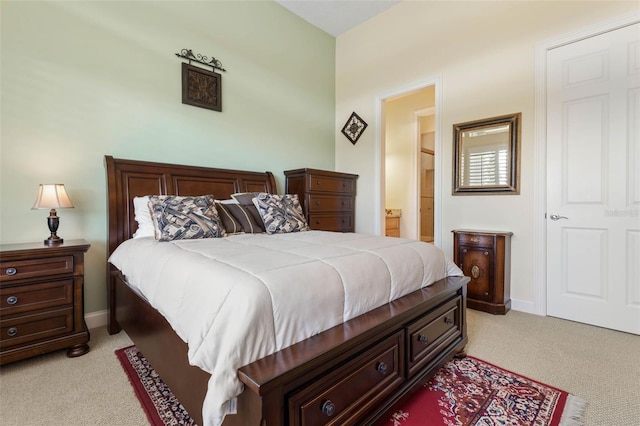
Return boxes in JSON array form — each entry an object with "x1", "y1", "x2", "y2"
[
  {"x1": 376, "y1": 361, "x2": 388, "y2": 374},
  {"x1": 5, "y1": 267, "x2": 17, "y2": 276},
  {"x1": 444, "y1": 317, "x2": 453, "y2": 325},
  {"x1": 6, "y1": 296, "x2": 19, "y2": 305},
  {"x1": 462, "y1": 249, "x2": 467, "y2": 254},
  {"x1": 315, "y1": 201, "x2": 321, "y2": 205},
  {"x1": 418, "y1": 335, "x2": 428, "y2": 345},
  {"x1": 484, "y1": 251, "x2": 489, "y2": 256},
  {"x1": 7, "y1": 327, "x2": 18, "y2": 337},
  {"x1": 316, "y1": 180, "x2": 322, "y2": 186},
  {"x1": 321, "y1": 400, "x2": 336, "y2": 417},
  {"x1": 470, "y1": 237, "x2": 480, "y2": 243}
]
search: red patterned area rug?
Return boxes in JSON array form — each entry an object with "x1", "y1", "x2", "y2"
[
  {"x1": 375, "y1": 356, "x2": 587, "y2": 426},
  {"x1": 115, "y1": 345, "x2": 196, "y2": 426},
  {"x1": 116, "y1": 346, "x2": 586, "y2": 426}
]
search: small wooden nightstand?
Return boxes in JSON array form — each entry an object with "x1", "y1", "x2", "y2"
[
  {"x1": 452, "y1": 230, "x2": 512, "y2": 315},
  {"x1": 0, "y1": 239, "x2": 90, "y2": 365}
]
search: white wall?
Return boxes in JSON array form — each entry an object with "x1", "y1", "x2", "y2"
[
  {"x1": 0, "y1": 1, "x2": 335, "y2": 313},
  {"x1": 335, "y1": 1, "x2": 639, "y2": 310}
]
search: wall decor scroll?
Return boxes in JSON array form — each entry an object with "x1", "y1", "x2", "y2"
[
  {"x1": 175, "y1": 49, "x2": 226, "y2": 112},
  {"x1": 341, "y1": 112, "x2": 368, "y2": 145}
]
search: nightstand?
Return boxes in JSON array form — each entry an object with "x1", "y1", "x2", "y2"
[
  {"x1": 452, "y1": 230, "x2": 512, "y2": 315},
  {"x1": 0, "y1": 239, "x2": 90, "y2": 365}
]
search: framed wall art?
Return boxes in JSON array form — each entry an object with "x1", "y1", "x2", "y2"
[
  {"x1": 341, "y1": 112, "x2": 368, "y2": 145},
  {"x1": 181, "y1": 63, "x2": 222, "y2": 112}
]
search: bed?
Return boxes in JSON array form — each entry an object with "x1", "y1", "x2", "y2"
[{"x1": 105, "y1": 155, "x2": 469, "y2": 426}]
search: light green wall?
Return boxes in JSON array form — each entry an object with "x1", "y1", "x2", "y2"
[{"x1": 0, "y1": 1, "x2": 335, "y2": 313}]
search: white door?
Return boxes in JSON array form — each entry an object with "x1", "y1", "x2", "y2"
[{"x1": 546, "y1": 23, "x2": 640, "y2": 335}]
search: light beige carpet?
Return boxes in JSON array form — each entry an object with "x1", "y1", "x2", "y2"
[{"x1": 1, "y1": 309, "x2": 638, "y2": 425}]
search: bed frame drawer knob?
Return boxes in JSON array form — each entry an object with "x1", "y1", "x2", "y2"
[
  {"x1": 418, "y1": 335, "x2": 428, "y2": 345},
  {"x1": 6, "y1": 296, "x2": 18, "y2": 305},
  {"x1": 6, "y1": 267, "x2": 17, "y2": 276},
  {"x1": 7, "y1": 327, "x2": 18, "y2": 337},
  {"x1": 321, "y1": 400, "x2": 336, "y2": 417},
  {"x1": 376, "y1": 361, "x2": 388, "y2": 374}
]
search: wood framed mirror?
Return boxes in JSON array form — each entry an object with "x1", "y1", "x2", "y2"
[{"x1": 452, "y1": 112, "x2": 521, "y2": 195}]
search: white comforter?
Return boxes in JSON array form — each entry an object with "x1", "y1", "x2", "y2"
[{"x1": 109, "y1": 231, "x2": 462, "y2": 425}]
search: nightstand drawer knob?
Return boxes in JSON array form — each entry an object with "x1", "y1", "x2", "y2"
[
  {"x1": 376, "y1": 361, "x2": 388, "y2": 374},
  {"x1": 445, "y1": 317, "x2": 453, "y2": 325},
  {"x1": 6, "y1": 296, "x2": 18, "y2": 305},
  {"x1": 5, "y1": 267, "x2": 17, "y2": 276},
  {"x1": 7, "y1": 327, "x2": 18, "y2": 337},
  {"x1": 418, "y1": 335, "x2": 428, "y2": 344}
]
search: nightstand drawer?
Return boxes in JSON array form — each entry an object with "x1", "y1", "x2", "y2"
[
  {"x1": 1, "y1": 279, "x2": 73, "y2": 315},
  {"x1": 406, "y1": 296, "x2": 462, "y2": 377},
  {"x1": 456, "y1": 234, "x2": 494, "y2": 247},
  {"x1": 308, "y1": 214, "x2": 353, "y2": 232},
  {"x1": 0, "y1": 256, "x2": 74, "y2": 282},
  {"x1": 307, "y1": 194, "x2": 353, "y2": 213},
  {"x1": 307, "y1": 174, "x2": 355, "y2": 194},
  {"x1": 1, "y1": 308, "x2": 74, "y2": 349}
]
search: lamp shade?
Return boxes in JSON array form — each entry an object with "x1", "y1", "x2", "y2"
[{"x1": 32, "y1": 184, "x2": 74, "y2": 210}]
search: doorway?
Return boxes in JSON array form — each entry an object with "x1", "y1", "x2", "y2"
[{"x1": 383, "y1": 85, "x2": 436, "y2": 242}]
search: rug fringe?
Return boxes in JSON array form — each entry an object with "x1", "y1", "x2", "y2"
[{"x1": 559, "y1": 394, "x2": 588, "y2": 426}]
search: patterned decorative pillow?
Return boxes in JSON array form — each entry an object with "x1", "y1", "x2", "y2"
[
  {"x1": 148, "y1": 195, "x2": 226, "y2": 241},
  {"x1": 252, "y1": 193, "x2": 309, "y2": 234}
]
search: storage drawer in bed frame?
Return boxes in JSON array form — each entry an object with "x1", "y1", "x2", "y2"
[{"x1": 237, "y1": 278, "x2": 468, "y2": 426}]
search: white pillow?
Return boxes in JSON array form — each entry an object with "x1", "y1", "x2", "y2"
[{"x1": 132, "y1": 196, "x2": 155, "y2": 238}]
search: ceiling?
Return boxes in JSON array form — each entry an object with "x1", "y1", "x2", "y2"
[{"x1": 274, "y1": 0, "x2": 401, "y2": 37}]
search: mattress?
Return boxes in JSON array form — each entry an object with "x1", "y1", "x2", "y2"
[{"x1": 109, "y1": 230, "x2": 463, "y2": 425}]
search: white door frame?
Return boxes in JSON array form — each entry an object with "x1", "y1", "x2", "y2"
[
  {"x1": 532, "y1": 12, "x2": 640, "y2": 316},
  {"x1": 374, "y1": 76, "x2": 443, "y2": 246}
]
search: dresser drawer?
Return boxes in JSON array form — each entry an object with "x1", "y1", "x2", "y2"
[
  {"x1": 456, "y1": 233, "x2": 494, "y2": 248},
  {"x1": 1, "y1": 308, "x2": 74, "y2": 349},
  {"x1": 0, "y1": 256, "x2": 74, "y2": 282},
  {"x1": 307, "y1": 194, "x2": 353, "y2": 213},
  {"x1": 288, "y1": 331, "x2": 404, "y2": 426},
  {"x1": 308, "y1": 214, "x2": 353, "y2": 232},
  {"x1": 307, "y1": 174, "x2": 355, "y2": 194},
  {"x1": 406, "y1": 296, "x2": 462, "y2": 377},
  {"x1": 1, "y1": 279, "x2": 73, "y2": 315}
]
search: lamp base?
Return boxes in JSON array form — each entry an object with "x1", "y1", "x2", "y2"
[{"x1": 44, "y1": 236, "x2": 64, "y2": 246}]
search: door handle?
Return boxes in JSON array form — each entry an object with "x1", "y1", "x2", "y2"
[{"x1": 549, "y1": 214, "x2": 569, "y2": 221}]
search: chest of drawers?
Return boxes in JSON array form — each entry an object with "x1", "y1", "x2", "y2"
[
  {"x1": 285, "y1": 168, "x2": 358, "y2": 232},
  {"x1": 452, "y1": 230, "x2": 512, "y2": 314},
  {"x1": 0, "y1": 240, "x2": 90, "y2": 364}
]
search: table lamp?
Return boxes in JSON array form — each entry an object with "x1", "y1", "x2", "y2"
[{"x1": 32, "y1": 184, "x2": 74, "y2": 245}]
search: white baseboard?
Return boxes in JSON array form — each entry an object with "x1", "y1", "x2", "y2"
[
  {"x1": 85, "y1": 309, "x2": 109, "y2": 330},
  {"x1": 510, "y1": 298, "x2": 538, "y2": 315}
]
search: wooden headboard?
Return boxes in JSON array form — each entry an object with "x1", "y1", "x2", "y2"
[{"x1": 104, "y1": 155, "x2": 277, "y2": 256}]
